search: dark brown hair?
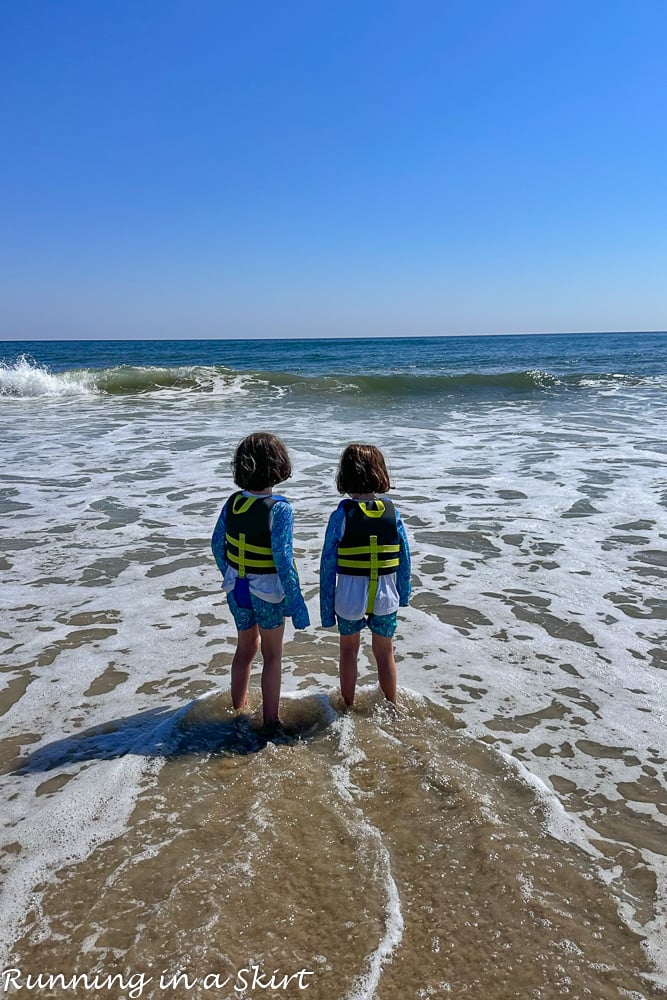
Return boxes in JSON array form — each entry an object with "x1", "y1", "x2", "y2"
[
  {"x1": 232, "y1": 432, "x2": 292, "y2": 490},
  {"x1": 336, "y1": 443, "x2": 391, "y2": 495}
]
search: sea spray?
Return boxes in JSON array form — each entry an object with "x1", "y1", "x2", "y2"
[{"x1": 0, "y1": 355, "x2": 95, "y2": 397}]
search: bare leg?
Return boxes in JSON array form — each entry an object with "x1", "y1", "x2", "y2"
[
  {"x1": 259, "y1": 623, "x2": 285, "y2": 725},
  {"x1": 339, "y1": 632, "x2": 361, "y2": 707},
  {"x1": 231, "y1": 625, "x2": 259, "y2": 710},
  {"x1": 372, "y1": 633, "x2": 397, "y2": 704}
]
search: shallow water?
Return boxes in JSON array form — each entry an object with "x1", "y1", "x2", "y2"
[
  {"x1": 1, "y1": 337, "x2": 666, "y2": 998},
  {"x1": 3, "y1": 692, "x2": 664, "y2": 1000}
]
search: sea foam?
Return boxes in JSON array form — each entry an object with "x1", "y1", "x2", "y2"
[{"x1": 0, "y1": 356, "x2": 96, "y2": 397}]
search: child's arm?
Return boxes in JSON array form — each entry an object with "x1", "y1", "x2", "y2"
[
  {"x1": 270, "y1": 501, "x2": 310, "y2": 629},
  {"x1": 211, "y1": 503, "x2": 228, "y2": 578},
  {"x1": 396, "y1": 511, "x2": 412, "y2": 607},
  {"x1": 319, "y1": 508, "x2": 344, "y2": 627}
]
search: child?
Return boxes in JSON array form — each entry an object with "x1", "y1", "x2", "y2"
[
  {"x1": 211, "y1": 432, "x2": 310, "y2": 727},
  {"x1": 320, "y1": 443, "x2": 411, "y2": 707}
]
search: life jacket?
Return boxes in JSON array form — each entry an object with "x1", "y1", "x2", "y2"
[
  {"x1": 336, "y1": 498, "x2": 400, "y2": 614},
  {"x1": 224, "y1": 491, "x2": 282, "y2": 577}
]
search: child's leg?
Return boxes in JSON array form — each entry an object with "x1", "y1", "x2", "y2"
[
  {"x1": 231, "y1": 625, "x2": 260, "y2": 710},
  {"x1": 371, "y1": 633, "x2": 397, "y2": 704},
  {"x1": 339, "y1": 632, "x2": 361, "y2": 707},
  {"x1": 258, "y1": 623, "x2": 285, "y2": 725}
]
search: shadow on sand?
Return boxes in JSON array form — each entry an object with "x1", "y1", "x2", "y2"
[{"x1": 14, "y1": 691, "x2": 341, "y2": 775}]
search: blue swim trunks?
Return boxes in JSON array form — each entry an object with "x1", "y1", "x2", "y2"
[
  {"x1": 336, "y1": 612, "x2": 398, "y2": 638},
  {"x1": 228, "y1": 590, "x2": 286, "y2": 631}
]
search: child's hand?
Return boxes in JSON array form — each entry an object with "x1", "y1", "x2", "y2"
[{"x1": 292, "y1": 605, "x2": 310, "y2": 630}]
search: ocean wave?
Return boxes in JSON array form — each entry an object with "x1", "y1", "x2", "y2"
[
  {"x1": 0, "y1": 359, "x2": 240, "y2": 398},
  {"x1": 95, "y1": 365, "x2": 212, "y2": 394},
  {"x1": 0, "y1": 356, "x2": 96, "y2": 398},
  {"x1": 0, "y1": 356, "x2": 660, "y2": 400},
  {"x1": 238, "y1": 367, "x2": 657, "y2": 400}
]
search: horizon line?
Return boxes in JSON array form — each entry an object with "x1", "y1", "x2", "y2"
[{"x1": 1, "y1": 329, "x2": 666, "y2": 344}]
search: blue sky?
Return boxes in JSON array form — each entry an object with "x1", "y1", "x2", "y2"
[{"x1": 1, "y1": 0, "x2": 666, "y2": 339}]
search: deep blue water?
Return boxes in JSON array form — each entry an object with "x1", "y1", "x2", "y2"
[{"x1": 2, "y1": 331, "x2": 666, "y2": 378}]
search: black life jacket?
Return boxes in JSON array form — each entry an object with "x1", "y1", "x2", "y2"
[
  {"x1": 224, "y1": 491, "x2": 282, "y2": 576},
  {"x1": 336, "y1": 498, "x2": 400, "y2": 613}
]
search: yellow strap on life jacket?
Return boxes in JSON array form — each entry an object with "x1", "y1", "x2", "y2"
[
  {"x1": 226, "y1": 551, "x2": 276, "y2": 573},
  {"x1": 359, "y1": 500, "x2": 385, "y2": 518},
  {"x1": 366, "y1": 535, "x2": 379, "y2": 614},
  {"x1": 225, "y1": 532, "x2": 274, "y2": 556},
  {"x1": 337, "y1": 543, "x2": 399, "y2": 556},
  {"x1": 232, "y1": 494, "x2": 257, "y2": 515},
  {"x1": 337, "y1": 539, "x2": 399, "y2": 573},
  {"x1": 238, "y1": 531, "x2": 246, "y2": 576},
  {"x1": 336, "y1": 556, "x2": 400, "y2": 569}
]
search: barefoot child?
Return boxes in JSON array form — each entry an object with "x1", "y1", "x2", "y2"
[
  {"x1": 319, "y1": 443, "x2": 411, "y2": 707},
  {"x1": 211, "y1": 433, "x2": 310, "y2": 726}
]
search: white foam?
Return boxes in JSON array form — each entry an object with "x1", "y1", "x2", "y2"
[
  {"x1": 497, "y1": 751, "x2": 604, "y2": 858},
  {"x1": 0, "y1": 356, "x2": 96, "y2": 397},
  {"x1": 635, "y1": 853, "x2": 667, "y2": 984},
  {"x1": 0, "y1": 755, "x2": 155, "y2": 967},
  {"x1": 330, "y1": 716, "x2": 404, "y2": 1000}
]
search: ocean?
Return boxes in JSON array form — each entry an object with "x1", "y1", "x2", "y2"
[{"x1": 1, "y1": 332, "x2": 666, "y2": 999}]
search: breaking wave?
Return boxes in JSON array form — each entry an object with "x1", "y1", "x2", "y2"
[
  {"x1": 0, "y1": 356, "x2": 96, "y2": 397},
  {"x1": 0, "y1": 355, "x2": 659, "y2": 400}
]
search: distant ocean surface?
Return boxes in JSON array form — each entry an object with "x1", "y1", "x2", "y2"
[
  {"x1": 2, "y1": 331, "x2": 667, "y2": 398},
  {"x1": 1, "y1": 332, "x2": 667, "y2": 999}
]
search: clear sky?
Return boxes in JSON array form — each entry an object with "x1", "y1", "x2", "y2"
[{"x1": 1, "y1": 0, "x2": 666, "y2": 340}]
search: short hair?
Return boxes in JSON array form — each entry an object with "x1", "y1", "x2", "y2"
[
  {"x1": 232, "y1": 432, "x2": 292, "y2": 490},
  {"x1": 336, "y1": 443, "x2": 391, "y2": 495}
]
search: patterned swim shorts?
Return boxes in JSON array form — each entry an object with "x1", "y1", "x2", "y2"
[
  {"x1": 227, "y1": 590, "x2": 286, "y2": 631},
  {"x1": 336, "y1": 612, "x2": 398, "y2": 638}
]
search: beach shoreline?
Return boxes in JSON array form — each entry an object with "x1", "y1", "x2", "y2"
[{"x1": 2, "y1": 334, "x2": 666, "y2": 997}]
